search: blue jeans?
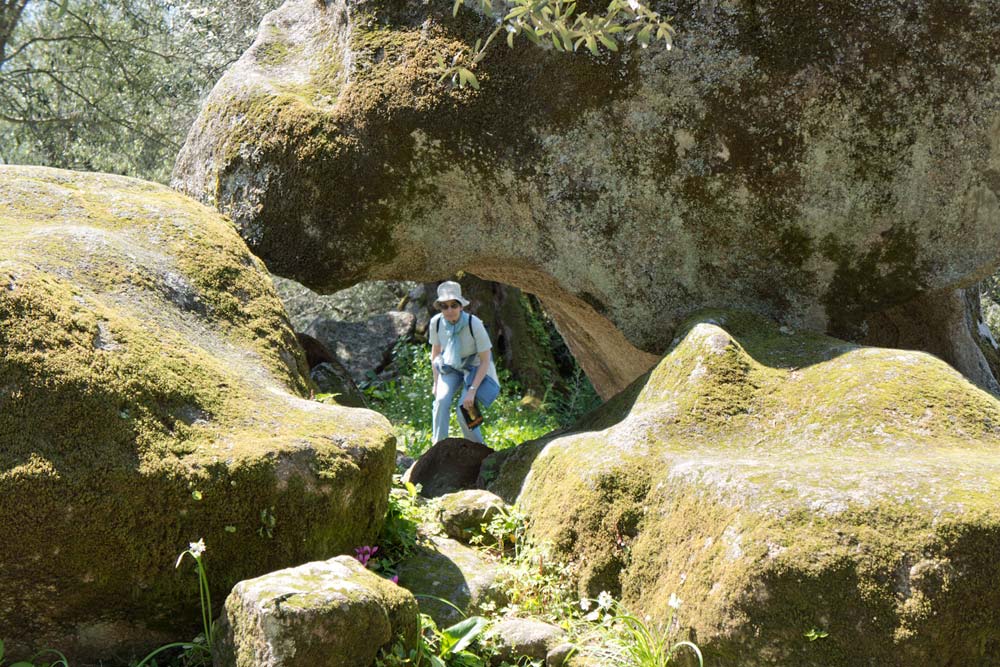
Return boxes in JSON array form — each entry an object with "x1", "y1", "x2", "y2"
[{"x1": 432, "y1": 363, "x2": 500, "y2": 444}]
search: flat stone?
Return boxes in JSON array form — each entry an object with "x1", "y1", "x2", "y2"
[
  {"x1": 395, "y1": 534, "x2": 501, "y2": 627},
  {"x1": 487, "y1": 618, "x2": 566, "y2": 662}
]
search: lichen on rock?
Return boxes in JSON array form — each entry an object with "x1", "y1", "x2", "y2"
[
  {"x1": 214, "y1": 555, "x2": 417, "y2": 667},
  {"x1": 175, "y1": 0, "x2": 1000, "y2": 397},
  {"x1": 487, "y1": 310, "x2": 1000, "y2": 664},
  {"x1": 0, "y1": 166, "x2": 396, "y2": 663}
]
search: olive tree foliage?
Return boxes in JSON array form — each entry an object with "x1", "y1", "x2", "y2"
[
  {"x1": 0, "y1": 0, "x2": 672, "y2": 180},
  {"x1": 439, "y1": 0, "x2": 674, "y2": 88},
  {"x1": 0, "y1": 0, "x2": 280, "y2": 182}
]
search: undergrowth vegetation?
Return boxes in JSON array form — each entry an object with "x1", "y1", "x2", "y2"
[{"x1": 368, "y1": 477, "x2": 701, "y2": 667}]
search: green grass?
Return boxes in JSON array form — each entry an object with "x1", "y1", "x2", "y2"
[{"x1": 363, "y1": 341, "x2": 599, "y2": 457}]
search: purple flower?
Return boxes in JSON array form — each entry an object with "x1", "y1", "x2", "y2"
[{"x1": 354, "y1": 545, "x2": 378, "y2": 568}]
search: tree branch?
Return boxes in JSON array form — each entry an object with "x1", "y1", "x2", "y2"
[{"x1": 0, "y1": 0, "x2": 31, "y2": 64}]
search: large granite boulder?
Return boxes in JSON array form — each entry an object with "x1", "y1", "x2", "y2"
[
  {"x1": 173, "y1": 0, "x2": 1000, "y2": 397},
  {"x1": 276, "y1": 278, "x2": 416, "y2": 384},
  {"x1": 0, "y1": 166, "x2": 395, "y2": 664},
  {"x1": 487, "y1": 311, "x2": 1000, "y2": 664}
]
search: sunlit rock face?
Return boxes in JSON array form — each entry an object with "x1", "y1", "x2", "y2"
[
  {"x1": 486, "y1": 310, "x2": 1000, "y2": 665},
  {"x1": 0, "y1": 166, "x2": 395, "y2": 664},
  {"x1": 173, "y1": 0, "x2": 1000, "y2": 396}
]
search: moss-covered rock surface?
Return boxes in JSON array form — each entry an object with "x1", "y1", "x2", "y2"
[
  {"x1": 0, "y1": 166, "x2": 395, "y2": 664},
  {"x1": 214, "y1": 555, "x2": 417, "y2": 667},
  {"x1": 488, "y1": 311, "x2": 1000, "y2": 665},
  {"x1": 174, "y1": 0, "x2": 1000, "y2": 397}
]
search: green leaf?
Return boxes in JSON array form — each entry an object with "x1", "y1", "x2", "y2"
[
  {"x1": 453, "y1": 0, "x2": 463, "y2": 16},
  {"x1": 804, "y1": 628, "x2": 829, "y2": 641},
  {"x1": 191, "y1": 490, "x2": 202, "y2": 501},
  {"x1": 586, "y1": 34, "x2": 598, "y2": 55},
  {"x1": 507, "y1": 29, "x2": 515, "y2": 47},
  {"x1": 457, "y1": 68, "x2": 479, "y2": 90},
  {"x1": 224, "y1": 525, "x2": 237, "y2": 533},
  {"x1": 598, "y1": 34, "x2": 618, "y2": 51},
  {"x1": 638, "y1": 24, "x2": 652, "y2": 46},
  {"x1": 441, "y1": 616, "x2": 488, "y2": 655}
]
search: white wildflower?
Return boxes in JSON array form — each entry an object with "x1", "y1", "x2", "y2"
[
  {"x1": 597, "y1": 590, "x2": 613, "y2": 610},
  {"x1": 189, "y1": 538, "x2": 206, "y2": 558},
  {"x1": 580, "y1": 598, "x2": 592, "y2": 611},
  {"x1": 627, "y1": 0, "x2": 641, "y2": 10},
  {"x1": 175, "y1": 538, "x2": 206, "y2": 568},
  {"x1": 668, "y1": 592, "x2": 682, "y2": 610}
]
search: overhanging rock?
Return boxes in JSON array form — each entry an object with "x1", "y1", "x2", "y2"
[{"x1": 174, "y1": 0, "x2": 1000, "y2": 396}]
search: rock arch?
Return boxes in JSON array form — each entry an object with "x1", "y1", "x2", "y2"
[{"x1": 173, "y1": 0, "x2": 1000, "y2": 397}]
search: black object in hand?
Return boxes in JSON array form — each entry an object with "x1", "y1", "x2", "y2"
[{"x1": 460, "y1": 400, "x2": 484, "y2": 429}]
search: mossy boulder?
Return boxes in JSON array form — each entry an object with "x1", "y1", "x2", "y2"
[
  {"x1": 0, "y1": 166, "x2": 395, "y2": 664},
  {"x1": 488, "y1": 311, "x2": 1000, "y2": 665},
  {"x1": 214, "y1": 555, "x2": 417, "y2": 667},
  {"x1": 174, "y1": 0, "x2": 1000, "y2": 397}
]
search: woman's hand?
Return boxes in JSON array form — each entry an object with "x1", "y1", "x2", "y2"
[{"x1": 462, "y1": 387, "x2": 477, "y2": 410}]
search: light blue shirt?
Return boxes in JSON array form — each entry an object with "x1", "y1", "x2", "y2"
[{"x1": 430, "y1": 313, "x2": 499, "y2": 386}]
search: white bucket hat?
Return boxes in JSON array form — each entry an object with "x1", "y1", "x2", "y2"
[{"x1": 434, "y1": 280, "x2": 470, "y2": 308}]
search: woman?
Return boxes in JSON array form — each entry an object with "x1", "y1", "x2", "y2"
[{"x1": 429, "y1": 281, "x2": 501, "y2": 443}]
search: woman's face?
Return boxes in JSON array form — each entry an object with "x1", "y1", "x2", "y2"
[{"x1": 440, "y1": 300, "x2": 463, "y2": 323}]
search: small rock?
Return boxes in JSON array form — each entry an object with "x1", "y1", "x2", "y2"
[
  {"x1": 404, "y1": 438, "x2": 494, "y2": 498},
  {"x1": 396, "y1": 450, "x2": 415, "y2": 475},
  {"x1": 438, "y1": 489, "x2": 506, "y2": 544},
  {"x1": 214, "y1": 556, "x2": 417, "y2": 667},
  {"x1": 487, "y1": 618, "x2": 566, "y2": 662},
  {"x1": 546, "y1": 642, "x2": 577, "y2": 666}
]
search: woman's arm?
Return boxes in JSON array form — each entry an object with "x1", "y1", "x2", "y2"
[
  {"x1": 463, "y1": 350, "x2": 491, "y2": 409},
  {"x1": 431, "y1": 343, "x2": 442, "y2": 390}
]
